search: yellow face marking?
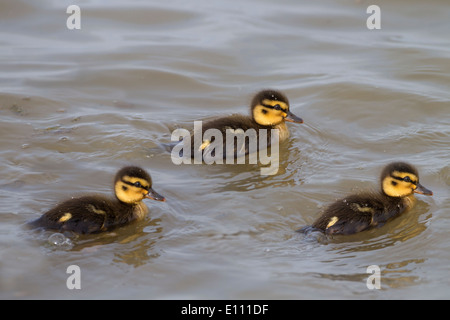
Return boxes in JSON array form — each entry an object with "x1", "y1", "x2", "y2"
[
  {"x1": 326, "y1": 216, "x2": 339, "y2": 229},
  {"x1": 115, "y1": 178, "x2": 149, "y2": 204},
  {"x1": 253, "y1": 105, "x2": 286, "y2": 126},
  {"x1": 58, "y1": 212, "x2": 72, "y2": 223},
  {"x1": 382, "y1": 176, "x2": 416, "y2": 197},
  {"x1": 199, "y1": 139, "x2": 211, "y2": 151}
]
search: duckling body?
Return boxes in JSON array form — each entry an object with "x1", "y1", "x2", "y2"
[
  {"x1": 30, "y1": 166, "x2": 165, "y2": 234},
  {"x1": 304, "y1": 162, "x2": 432, "y2": 235},
  {"x1": 191, "y1": 115, "x2": 274, "y2": 158},
  {"x1": 311, "y1": 192, "x2": 415, "y2": 235},
  {"x1": 190, "y1": 90, "x2": 303, "y2": 158}
]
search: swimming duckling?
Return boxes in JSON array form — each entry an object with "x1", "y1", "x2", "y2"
[
  {"x1": 188, "y1": 89, "x2": 303, "y2": 158},
  {"x1": 300, "y1": 162, "x2": 433, "y2": 235},
  {"x1": 30, "y1": 166, "x2": 165, "y2": 234}
]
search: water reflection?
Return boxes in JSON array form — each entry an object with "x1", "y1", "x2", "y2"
[
  {"x1": 309, "y1": 256, "x2": 425, "y2": 290},
  {"x1": 32, "y1": 218, "x2": 163, "y2": 268},
  {"x1": 382, "y1": 259, "x2": 425, "y2": 289}
]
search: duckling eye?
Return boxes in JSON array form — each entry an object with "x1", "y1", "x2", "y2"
[
  {"x1": 273, "y1": 104, "x2": 281, "y2": 111},
  {"x1": 403, "y1": 176, "x2": 412, "y2": 183},
  {"x1": 134, "y1": 181, "x2": 142, "y2": 188}
]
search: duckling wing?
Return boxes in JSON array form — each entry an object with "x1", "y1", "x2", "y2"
[
  {"x1": 192, "y1": 115, "x2": 271, "y2": 158},
  {"x1": 312, "y1": 194, "x2": 385, "y2": 235},
  {"x1": 32, "y1": 196, "x2": 112, "y2": 234},
  {"x1": 202, "y1": 114, "x2": 256, "y2": 133}
]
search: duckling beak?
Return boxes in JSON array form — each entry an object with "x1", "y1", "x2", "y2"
[
  {"x1": 414, "y1": 183, "x2": 433, "y2": 196},
  {"x1": 145, "y1": 188, "x2": 166, "y2": 202},
  {"x1": 284, "y1": 110, "x2": 303, "y2": 124}
]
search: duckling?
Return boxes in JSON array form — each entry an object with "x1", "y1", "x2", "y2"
[
  {"x1": 188, "y1": 89, "x2": 303, "y2": 158},
  {"x1": 300, "y1": 162, "x2": 433, "y2": 235},
  {"x1": 30, "y1": 166, "x2": 165, "y2": 234}
]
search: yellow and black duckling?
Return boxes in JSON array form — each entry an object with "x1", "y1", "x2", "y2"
[
  {"x1": 30, "y1": 166, "x2": 165, "y2": 234},
  {"x1": 189, "y1": 89, "x2": 303, "y2": 158},
  {"x1": 300, "y1": 162, "x2": 433, "y2": 235}
]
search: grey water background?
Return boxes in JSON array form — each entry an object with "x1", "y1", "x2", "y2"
[{"x1": 0, "y1": 0, "x2": 449, "y2": 299}]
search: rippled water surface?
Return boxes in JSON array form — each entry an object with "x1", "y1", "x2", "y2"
[{"x1": 1, "y1": 0, "x2": 449, "y2": 299}]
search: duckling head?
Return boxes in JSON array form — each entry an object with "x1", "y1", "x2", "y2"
[
  {"x1": 251, "y1": 89, "x2": 303, "y2": 126},
  {"x1": 114, "y1": 166, "x2": 165, "y2": 204},
  {"x1": 380, "y1": 162, "x2": 433, "y2": 198}
]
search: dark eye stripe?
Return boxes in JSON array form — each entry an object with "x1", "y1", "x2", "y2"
[
  {"x1": 391, "y1": 175, "x2": 417, "y2": 184},
  {"x1": 122, "y1": 179, "x2": 149, "y2": 190},
  {"x1": 262, "y1": 103, "x2": 286, "y2": 112}
]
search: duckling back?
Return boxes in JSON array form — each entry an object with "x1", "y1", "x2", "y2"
[
  {"x1": 31, "y1": 195, "x2": 144, "y2": 234},
  {"x1": 310, "y1": 192, "x2": 408, "y2": 235},
  {"x1": 190, "y1": 115, "x2": 275, "y2": 159}
]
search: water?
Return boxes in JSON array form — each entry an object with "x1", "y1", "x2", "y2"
[{"x1": 0, "y1": 0, "x2": 449, "y2": 299}]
